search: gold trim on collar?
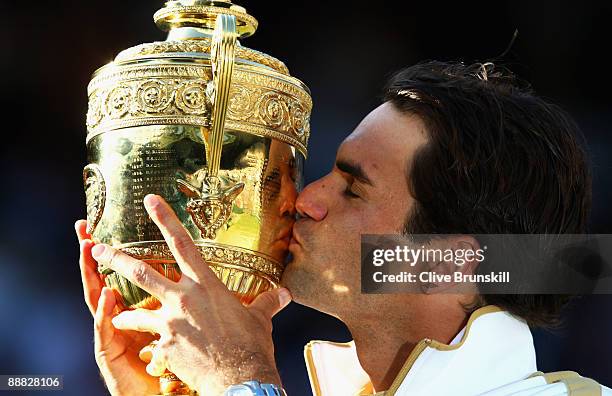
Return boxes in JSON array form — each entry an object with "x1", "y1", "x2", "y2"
[
  {"x1": 304, "y1": 341, "x2": 323, "y2": 396},
  {"x1": 384, "y1": 305, "x2": 504, "y2": 395},
  {"x1": 303, "y1": 305, "x2": 506, "y2": 396},
  {"x1": 304, "y1": 340, "x2": 358, "y2": 396},
  {"x1": 529, "y1": 371, "x2": 602, "y2": 396}
]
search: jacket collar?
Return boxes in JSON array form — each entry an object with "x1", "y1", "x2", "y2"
[{"x1": 304, "y1": 305, "x2": 537, "y2": 396}]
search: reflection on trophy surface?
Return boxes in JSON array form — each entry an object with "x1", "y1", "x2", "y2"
[{"x1": 83, "y1": 0, "x2": 311, "y2": 393}]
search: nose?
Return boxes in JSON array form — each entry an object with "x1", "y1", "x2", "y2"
[
  {"x1": 279, "y1": 172, "x2": 297, "y2": 218},
  {"x1": 295, "y1": 176, "x2": 329, "y2": 221}
]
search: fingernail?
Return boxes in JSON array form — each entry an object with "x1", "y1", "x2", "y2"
[
  {"x1": 144, "y1": 194, "x2": 160, "y2": 209},
  {"x1": 278, "y1": 288, "x2": 292, "y2": 307},
  {"x1": 74, "y1": 220, "x2": 86, "y2": 236},
  {"x1": 91, "y1": 244, "x2": 106, "y2": 258},
  {"x1": 99, "y1": 287, "x2": 108, "y2": 304},
  {"x1": 111, "y1": 315, "x2": 121, "y2": 327}
]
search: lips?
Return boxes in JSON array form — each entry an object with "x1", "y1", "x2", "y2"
[{"x1": 276, "y1": 225, "x2": 293, "y2": 242}]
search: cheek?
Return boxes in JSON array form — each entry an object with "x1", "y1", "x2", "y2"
[
  {"x1": 319, "y1": 207, "x2": 367, "y2": 244},
  {"x1": 367, "y1": 197, "x2": 412, "y2": 233},
  {"x1": 300, "y1": 216, "x2": 359, "y2": 265},
  {"x1": 315, "y1": 216, "x2": 364, "y2": 274}
]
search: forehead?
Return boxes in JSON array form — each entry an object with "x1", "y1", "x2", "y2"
[{"x1": 337, "y1": 102, "x2": 429, "y2": 180}]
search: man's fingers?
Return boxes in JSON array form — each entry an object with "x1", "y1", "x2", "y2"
[
  {"x1": 75, "y1": 220, "x2": 91, "y2": 243},
  {"x1": 143, "y1": 194, "x2": 217, "y2": 285},
  {"x1": 92, "y1": 244, "x2": 175, "y2": 301},
  {"x1": 138, "y1": 342, "x2": 156, "y2": 363},
  {"x1": 146, "y1": 337, "x2": 174, "y2": 377},
  {"x1": 249, "y1": 287, "x2": 292, "y2": 319},
  {"x1": 112, "y1": 309, "x2": 160, "y2": 334},
  {"x1": 146, "y1": 346, "x2": 167, "y2": 377},
  {"x1": 77, "y1": 219, "x2": 100, "y2": 316},
  {"x1": 94, "y1": 287, "x2": 117, "y2": 352},
  {"x1": 80, "y1": 239, "x2": 103, "y2": 316}
]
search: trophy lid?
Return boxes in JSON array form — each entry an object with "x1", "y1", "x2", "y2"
[{"x1": 87, "y1": 0, "x2": 312, "y2": 156}]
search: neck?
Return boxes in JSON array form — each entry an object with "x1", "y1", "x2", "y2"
[{"x1": 343, "y1": 299, "x2": 469, "y2": 392}]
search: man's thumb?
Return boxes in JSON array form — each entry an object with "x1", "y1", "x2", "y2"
[{"x1": 249, "y1": 287, "x2": 292, "y2": 318}]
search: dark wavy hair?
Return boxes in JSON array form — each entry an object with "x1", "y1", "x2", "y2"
[{"x1": 384, "y1": 61, "x2": 592, "y2": 328}]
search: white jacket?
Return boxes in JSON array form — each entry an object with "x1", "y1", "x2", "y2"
[{"x1": 304, "y1": 306, "x2": 611, "y2": 396}]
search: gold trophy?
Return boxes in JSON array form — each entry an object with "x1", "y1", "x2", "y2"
[{"x1": 83, "y1": 1, "x2": 312, "y2": 393}]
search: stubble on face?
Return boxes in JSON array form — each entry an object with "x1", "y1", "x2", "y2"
[{"x1": 281, "y1": 219, "x2": 357, "y2": 316}]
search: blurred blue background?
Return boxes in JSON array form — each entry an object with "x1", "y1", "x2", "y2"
[{"x1": 0, "y1": 0, "x2": 611, "y2": 394}]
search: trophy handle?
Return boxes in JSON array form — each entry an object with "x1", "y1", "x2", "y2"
[
  {"x1": 207, "y1": 13, "x2": 237, "y2": 177},
  {"x1": 176, "y1": 14, "x2": 243, "y2": 241},
  {"x1": 158, "y1": 16, "x2": 242, "y2": 395}
]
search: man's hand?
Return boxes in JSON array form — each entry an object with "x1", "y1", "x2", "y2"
[
  {"x1": 75, "y1": 220, "x2": 159, "y2": 396},
  {"x1": 89, "y1": 194, "x2": 292, "y2": 395}
]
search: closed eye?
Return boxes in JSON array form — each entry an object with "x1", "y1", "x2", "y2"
[{"x1": 343, "y1": 184, "x2": 360, "y2": 199}]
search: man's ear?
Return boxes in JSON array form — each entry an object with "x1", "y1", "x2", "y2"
[{"x1": 422, "y1": 235, "x2": 481, "y2": 294}]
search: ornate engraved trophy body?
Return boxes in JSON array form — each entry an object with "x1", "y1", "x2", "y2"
[{"x1": 84, "y1": 1, "x2": 311, "y2": 393}]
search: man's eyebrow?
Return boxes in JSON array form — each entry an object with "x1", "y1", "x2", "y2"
[{"x1": 335, "y1": 160, "x2": 374, "y2": 186}]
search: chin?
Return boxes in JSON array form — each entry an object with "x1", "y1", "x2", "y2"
[
  {"x1": 280, "y1": 265, "x2": 322, "y2": 310},
  {"x1": 279, "y1": 263, "x2": 304, "y2": 297},
  {"x1": 279, "y1": 264, "x2": 296, "y2": 289}
]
